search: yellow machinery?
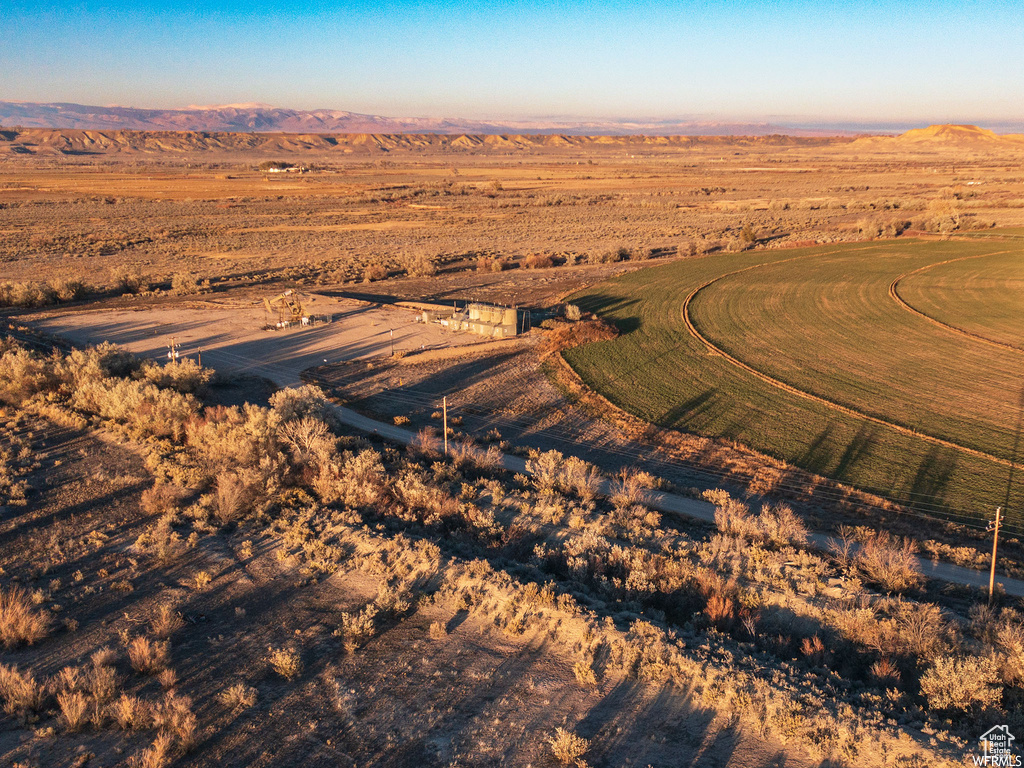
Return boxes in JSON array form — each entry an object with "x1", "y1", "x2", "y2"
[{"x1": 264, "y1": 290, "x2": 310, "y2": 328}]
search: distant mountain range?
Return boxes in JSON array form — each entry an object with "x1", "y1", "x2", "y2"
[
  {"x1": 0, "y1": 100, "x2": 862, "y2": 137},
  {"x1": 2, "y1": 100, "x2": 1023, "y2": 158},
  {"x1": 0, "y1": 127, "x2": 849, "y2": 157},
  {"x1": 2, "y1": 121, "x2": 1023, "y2": 159}
]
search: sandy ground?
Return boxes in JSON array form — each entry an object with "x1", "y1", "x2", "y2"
[
  {"x1": 0, "y1": 411, "x2": 819, "y2": 768},
  {"x1": 25, "y1": 295, "x2": 485, "y2": 386}
]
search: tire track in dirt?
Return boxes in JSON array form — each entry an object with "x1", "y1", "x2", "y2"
[
  {"x1": 888, "y1": 249, "x2": 1024, "y2": 355},
  {"x1": 681, "y1": 248, "x2": 1023, "y2": 472}
]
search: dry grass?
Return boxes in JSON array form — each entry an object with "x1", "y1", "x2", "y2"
[
  {"x1": 150, "y1": 603, "x2": 184, "y2": 639},
  {"x1": 218, "y1": 683, "x2": 257, "y2": 712},
  {"x1": 0, "y1": 664, "x2": 45, "y2": 716},
  {"x1": 268, "y1": 647, "x2": 302, "y2": 680},
  {"x1": 849, "y1": 528, "x2": 923, "y2": 593},
  {"x1": 548, "y1": 727, "x2": 590, "y2": 766},
  {"x1": 131, "y1": 732, "x2": 176, "y2": 768},
  {"x1": 111, "y1": 694, "x2": 153, "y2": 730},
  {"x1": 572, "y1": 661, "x2": 598, "y2": 687},
  {"x1": 214, "y1": 471, "x2": 252, "y2": 524},
  {"x1": 704, "y1": 594, "x2": 736, "y2": 627},
  {"x1": 0, "y1": 585, "x2": 50, "y2": 649},
  {"x1": 128, "y1": 636, "x2": 171, "y2": 675},
  {"x1": 152, "y1": 693, "x2": 196, "y2": 751},
  {"x1": 610, "y1": 467, "x2": 646, "y2": 510},
  {"x1": 157, "y1": 668, "x2": 178, "y2": 691},
  {"x1": 56, "y1": 690, "x2": 89, "y2": 731},
  {"x1": 91, "y1": 645, "x2": 117, "y2": 668},
  {"x1": 338, "y1": 606, "x2": 378, "y2": 653},
  {"x1": 87, "y1": 654, "x2": 120, "y2": 727}
]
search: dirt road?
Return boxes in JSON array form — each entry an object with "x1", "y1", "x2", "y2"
[{"x1": 332, "y1": 404, "x2": 1024, "y2": 598}]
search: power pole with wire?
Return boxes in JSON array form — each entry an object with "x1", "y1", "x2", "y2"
[
  {"x1": 443, "y1": 395, "x2": 448, "y2": 456},
  {"x1": 989, "y1": 506, "x2": 1003, "y2": 605}
]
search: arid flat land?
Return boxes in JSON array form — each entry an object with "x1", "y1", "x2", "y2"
[
  {"x1": 2, "y1": 129, "x2": 1024, "y2": 767},
  {"x1": 3, "y1": 127, "x2": 1024, "y2": 296}
]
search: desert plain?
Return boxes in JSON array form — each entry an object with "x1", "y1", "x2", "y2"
[{"x1": 0, "y1": 124, "x2": 1023, "y2": 767}]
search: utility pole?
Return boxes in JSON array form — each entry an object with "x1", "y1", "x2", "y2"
[
  {"x1": 167, "y1": 337, "x2": 180, "y2": 362},
  {"x1": 442, "y1": 396, "x2": 448, "y2": 456},
  {"x1": 989, "y1": 506, "x2": 1003, "y2": 605},
  {"x1": 197, "y1": 348, "x2": 202, "y2": 367},
  {"x1": 390, "y1": 328, "x2": 394, "y2": 357}
]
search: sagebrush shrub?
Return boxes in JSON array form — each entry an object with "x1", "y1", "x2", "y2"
[
  {"x1": 854, "y1": 529, "x2": 922, "y2": 592},
  {"x1": 268, "y1": 647, "x2": 302, "y2": 679},
  {"x1": 111, "y1": 693, "x2": 152, "y2": 730},
  {"x1": 270, "y1": 384, "x2": 337, "y2": 424},
  {"x1": 0, "y1": 585, "x2": 50, "y2": 649},
  {"x1": 128, "y1": 636, "x2": 170, "y2": 674},
  {"x1": 152, "y1": 692, "x2": 196, "y2": 751},
  {"x1": 141, "y1": 358, "x2": 212, "y2": 395},
  {"x1": 526, "y1": 450, "x2": 563, "y2": 495},
  {"x1": 524, "y1": 253, "x2": 554, "y2": 269},
  {"x1": 141, "y1": 483, "x2": 184, "y2": 518},
  {"x1": 548, "y1": 727, "x2": 590, "y2": 765},
  {"x1": 151, "y1": 604, "x2": 184, "y2": 639},
  {"x1": 0, "y1": 664, "x2": 45, "y2": 715},
  {"x1": 572, "y1": 661, "x2": 598, "y2": 687},
  {"x1": 186, "y1": 403, "x2": 283, "y2": 472},
  {"x1": 171, "y1": 272, "x2": 201, "y2": 295},
  {"x1": 339, "y1": 605, "x2": 379, "y2": 653},
  {"x1": 57, "y1": 690, "x2": 89, "y2": 731},
  {"x1": 218, "y1": 683, "x2": 257, "y2": 711},
  {"x1": 73, "y1": 376, "x2": 198, "y2": 440},
  {"x1": 0, "y1": 347, "x2": 57, "y2": 404},
  {"x1": 919, "y1": 655, "x2": 1001, "y2": 712}
]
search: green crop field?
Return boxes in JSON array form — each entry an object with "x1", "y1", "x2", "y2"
[{"x1": 565, "y1": 238, "x2": 1024, "y2": 533}]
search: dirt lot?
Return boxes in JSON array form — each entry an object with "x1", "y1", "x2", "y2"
[{"x1": 22, "y1": 295, "x2": 486, "y2": 387}]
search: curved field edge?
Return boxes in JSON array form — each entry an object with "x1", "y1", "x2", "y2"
[
  {"x1": 895, "y1": 249, "x2": 1024, "y2": 352},
  {"x1": 687, "y1": 243, "x2": 1023, "y2": 462},
  {"x1": 564, "y1": 242, "x2": 1024, "y2": 530}
]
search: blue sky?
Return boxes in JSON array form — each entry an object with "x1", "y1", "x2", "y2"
[{"x1": 3, "y1": 0, "x2": 1023, "y2": 123}]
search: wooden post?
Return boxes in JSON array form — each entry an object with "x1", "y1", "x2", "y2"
[
  {"x1": 443, "y1": 396, "x2": 448, "y2": 456},
  {"x1": 989, "y1": 506, "x2": 1003, "y2": 605}
]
